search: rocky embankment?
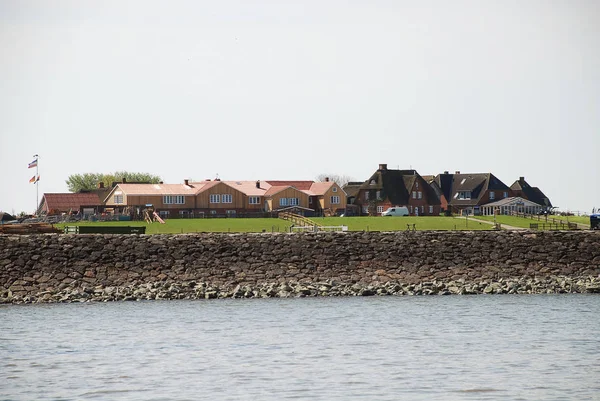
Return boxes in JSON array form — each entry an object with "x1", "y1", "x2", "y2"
[{"x1": 1, "y1": 231, "x2": 599, "y2": 304}]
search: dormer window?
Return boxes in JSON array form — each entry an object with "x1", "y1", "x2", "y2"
[
  {"x1": 370, "y1": 180, "x2": 376, "y2": 185},
  {"x1": 454, "y1": 191, "x2": 472, "y2": 200}
]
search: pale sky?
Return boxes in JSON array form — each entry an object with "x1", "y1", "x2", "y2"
[{"x1": 1, "y1": 0, "x2": 598, "y2": 214}]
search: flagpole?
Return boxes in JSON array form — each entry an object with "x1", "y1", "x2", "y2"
[{"x1": 34, "y1": 154, "x2": 39, "y2": 215}]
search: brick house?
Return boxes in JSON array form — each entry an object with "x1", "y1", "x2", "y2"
[
  {"x1": 345, "y1": 164, "x2": 441, "y2": 216},
  {"x1": 432, "y1": 171, "x2": 514, "y2": 215}
]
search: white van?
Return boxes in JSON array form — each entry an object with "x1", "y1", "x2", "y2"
[{"x1": 381, "y1": 206, "x2": 409, "y2": 216}]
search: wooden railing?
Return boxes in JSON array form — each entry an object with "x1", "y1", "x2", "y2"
[
  {"x1": 278, "y1": 212, "x2": 322, "y2": 228},
  {"x1": 510, "y1": 211, "x2": 589, "y2": 229},
  {"x1": 530, "y1": 222, "x2": 578, "y2": 230}
]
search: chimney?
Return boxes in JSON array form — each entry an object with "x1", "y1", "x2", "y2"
[
  {"x1": 325, "y1": 177, "x2": 330, "y2": 182},
  {"x1": 455, "y1": 171, "x2": 460, "y2": 174},
  {"x1": 98, "y1": 182, "x2": 105, "y2": 189},
  {"x1": 256, "y1": 180, "x2": 260, "y2": 189},
  {"x1": 184, "y1": 179, "x2": 189, "y2": 186},
  {"x1": 444, "y1": 171, "x2": 449, "y2": 174},
  {"x1": 379, "y1": 163, "x2": 388, "y2": 171},
  {"x1": 159, "y1": 181, "x2": 164, "y2": 184},
  {"x1": 519, "y1": 176, "x2": 525, "y2": 182},
  {"x1": 122, "y1": 177, "x2": 127, "y2": 183}
]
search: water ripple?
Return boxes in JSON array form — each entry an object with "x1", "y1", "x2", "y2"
[{"x1": 1, "y1": 296, "x2": 599, "y2": 401}]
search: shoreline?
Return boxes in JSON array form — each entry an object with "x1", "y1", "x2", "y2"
[{"x1": 3, "y1": 276, "x2": 600, "y2": 304}]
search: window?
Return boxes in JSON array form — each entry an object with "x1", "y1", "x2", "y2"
[
  {"x1": 163, "y1": 195, "x2": 184, "y2": 204},
  {"x1": 362, "y1": 205, "x2": 369, "y2": 213},
  {"x1": 210, "y1": 194, "x2": 220, "y2": 203},
  {"x1": 376, "y1": 191, "x2": 381, "y2": 199},
  {"x1": 429, "y1": 206, "x2": 434, "y2": 214},
  {"x1": 249, "y1": 196, "x2": 260, "y2": 205},
  {"x1": 159, "y1": 210, "x2": 169, "y2": 218},
  {"x1": 210, "y1": 210, "x2": 217, "y2": 215},
  {"x1": 114, "y1": 195, "x2": 123, "y2": 204},
  {"x1": 309, "y1": 197, "x2": 313, "y2": 204},
  {"x1": 421, "y1": 206, "x2": 424, "y2": 213},
  {"x1": 365, "y1": 192, "x2": 369, "y2": 201},
  {"x1": 226, "y1": 210, "x2": 236, "y2": 216},
  {"x1": 289, "y1": 198, "x2": 299, "y2": 206},
  {"x1": 377, "y1": 206, "x2": 384, "y2": 214},
  {"x1": 418, "y1": 191, "x2": 422, "y2": 199},
  {"x1": 412, "y1": 191, "x2": 417, "y2": 199},
  {"x1": 280, "y1": 198, "x2": 288, "y2": 207},
  {"x1": 503, "y1": 191, "x2": 508, "y2": 198},
  {"x1": 331, "y1": 196, "x2": 340, "y2": 204},
  {"x1": 222, "y1": 194, "x2": 232, "y2": 203},
  {"x1": 332, "y1": 187, "x2": 337, "y2": 192},
  {"x1": 455, "y1": 191, "x2": 472, "y2": 200},
  {"x1": 489, "y1": 191, "x2": 495, "y2": 200}
]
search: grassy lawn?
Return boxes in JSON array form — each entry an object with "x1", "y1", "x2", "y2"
[
  {"x1": 315, "y1": 216, "x2": 488, "y2": 231},
  {"x1": 58, "y1": 218, "x2": 293, "y2": 234},
  {"x1": 56, "y1": 216, "x2": 491, "y2": 234},
  {"x1": 475, "y1": 214, "x2": 591, "y2": 229}
]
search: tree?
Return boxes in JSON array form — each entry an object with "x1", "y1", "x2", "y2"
[
  {"x1": 315, "y1": 174, "x2": 354, "y2": 187},
  {"x1": 66, "y1": 172, "x2": 162, "y2": 192}
]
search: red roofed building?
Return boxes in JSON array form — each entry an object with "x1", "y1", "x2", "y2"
[{"x1": 38, "y1": 193, "x2": 103, "y2": 215}]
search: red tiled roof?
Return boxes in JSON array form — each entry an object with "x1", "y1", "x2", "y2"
[
  {"x1": 43, "y1": 193, "x2": 102, "y2": 212},
  {"x1": 306, "y1": 182, "x2": 334, "y2": 196},
  {"x1": 264, "y1": 185, "x2": 291, "y2": 196},
  {"x1": 265, "y1": 181, "x2": 314, "y2": 191},
  {"x1": 114, "y1": 183, "x2": 201, "y2": 196},
  {"x1": 223, "y1": 181, "x2": 272, "y2": 196}
]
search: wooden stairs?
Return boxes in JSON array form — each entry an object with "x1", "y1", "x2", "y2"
[{"x1": 278, "y1": 212, "x2": 321, "y2": 228}]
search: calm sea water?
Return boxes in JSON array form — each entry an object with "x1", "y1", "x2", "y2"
[{"x1": 1, "y1": 295, "x2": 599, "y2": 401}]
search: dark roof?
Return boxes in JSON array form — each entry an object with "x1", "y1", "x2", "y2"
[
  {"x1": 342, "y1": 182, "x2": 363, "y2": 199},
  {"x1": 0, "y1": 212, "x2": 17, "y2": 222},
  {"x1": 40, "y1": 193, "x2": 102, "y2": 213},
  {"x1": 358, "y1": 168, "x2": 440, "y2": 206},
  {"x1": 510, "y1": 178, "x2": 552, "y2": 207},
  {"x1": 434, "y1": 172, "x2": 510, "y2": 206}
]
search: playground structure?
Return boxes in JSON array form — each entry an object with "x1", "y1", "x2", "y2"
[{"x1": 143, "y1": 207, "x2": 166, "y2": 224}]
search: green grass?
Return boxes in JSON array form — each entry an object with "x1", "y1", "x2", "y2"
[
  {"x1": 56, "y1": 216, "x2": 491, "y2": 234},
  {"x1": 475, "y1": 214, "x2": 591, "y2": 229},
  {"x1": 553, "y1": 215, "x2": 592, "y2": 225},
  {"x1": 57, "y1": 218, "x2": 293, "y2": 234},
  {"x1": 315, "y1": 216, "x2": 488, "y2": 231}
]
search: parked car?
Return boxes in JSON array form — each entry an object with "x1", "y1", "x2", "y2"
[
  {"x1": 381, "y1": 207, "x2": 409, "y2": 216},
  {"x1": 591, "y1": 214, "x2": 600, "y2": 230}
]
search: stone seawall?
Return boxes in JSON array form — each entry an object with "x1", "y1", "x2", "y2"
[{"x1": 1, "y1": 231, "x2": 600, "y2": 303}]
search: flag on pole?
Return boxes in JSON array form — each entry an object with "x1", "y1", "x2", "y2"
[
  {"x1": 29, "y1": 175, "x2": 36, "y2": 183},
  {"x1": 28, "y1": 159, "x2": 38, "y2": 168}
]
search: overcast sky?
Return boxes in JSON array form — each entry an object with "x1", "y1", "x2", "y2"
[{"x1": 1, "y1": 0, "x2": 598, "y2": 214}]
